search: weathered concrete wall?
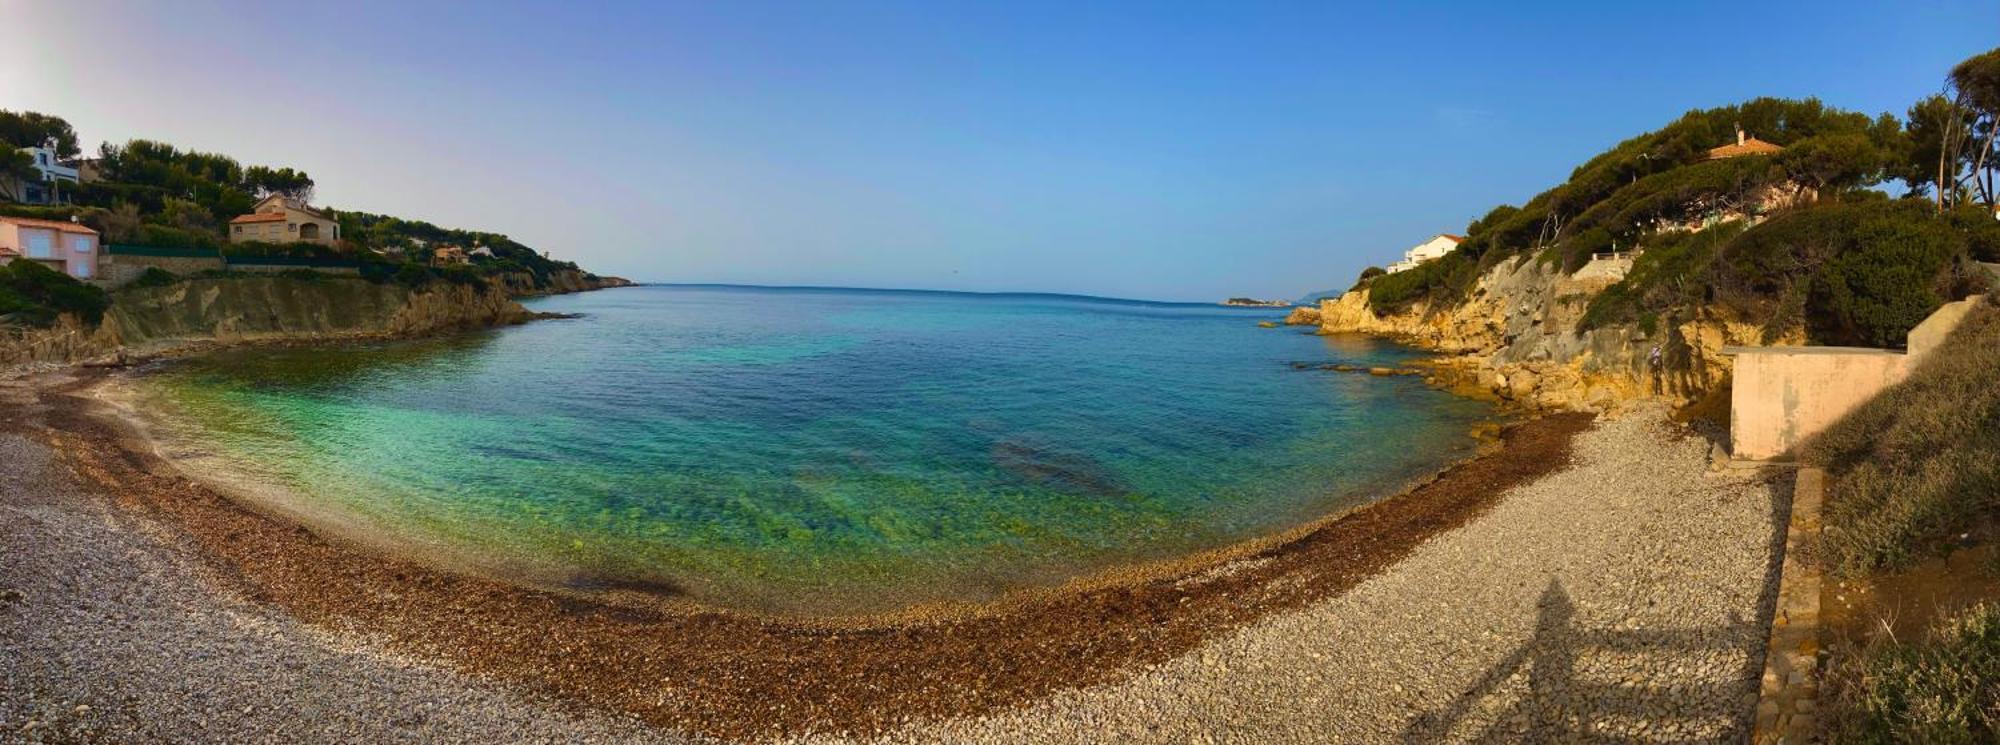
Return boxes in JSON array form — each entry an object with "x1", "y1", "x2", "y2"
[
  {"x1": 1726, "y1": 349, "x2": 1909, "y2": 461},
  {"x1": 1726, "y1": 295, "x2": 1987, "y2": 460}
]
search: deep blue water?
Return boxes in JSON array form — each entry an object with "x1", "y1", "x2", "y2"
[{"x1": 144, "y1": 285, "x2": 1492, "y2": 614}]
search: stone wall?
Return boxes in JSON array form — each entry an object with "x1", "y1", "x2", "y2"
[{"x1": 103, "y1": 253, "x2": 226, "y2": 287}]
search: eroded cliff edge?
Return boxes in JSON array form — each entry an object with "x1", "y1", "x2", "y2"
[
  {"x1": 1314, "y1": 257, "x2": 1776, "y2": 412},
  {"x1": 1, "y1": 271, "x2": 632, "y2": 367}
]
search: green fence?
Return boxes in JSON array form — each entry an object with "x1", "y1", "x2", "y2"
[{"x1": 108, "y1": 243, "x2": 362, "y2": 270}]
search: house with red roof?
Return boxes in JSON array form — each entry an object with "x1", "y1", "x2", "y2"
[
  {"x1": 229, "y1": 194, "x2": 341, "y2": 247},
  {"x1": 1705, "y1": 125, "x2": 1785, "y2": 160},
  {"x1": 0, "y1": 215, "x2": 100, "y2": 279}
]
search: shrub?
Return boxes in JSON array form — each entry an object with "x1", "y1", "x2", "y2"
[
  {"x1": 1367, "y1": 251, "x2": 1480, "y2": 312},
  {"x1": 1714, "y1": 199, "x2": 1989, "y2": 347},
  {"x1": 392, "y1": 263, "x2": 432, "y2": 287},
  {"x1": 1805, "y1": 297, "x2": 2000, "y2": 576},
  {"x1": 125, "y1": 267, "x2": 179, "y2": 289},
  {"x1": 1830, "y1": 602, "x2": 2000, "y2": 743},
  {"x1": 1349, "y1": 266, "x2": 1386, "y2": 291},
  {"x1": 1580, "y1": 222, "x2": 1743, "y2": 331},
  {"x1": 0, "y1": 259, "x2": 110, "y2": 326}
]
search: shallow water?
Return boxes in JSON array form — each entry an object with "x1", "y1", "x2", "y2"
[{"x1": 141, "y1": 285, "x2": 1493, "y2": 614}]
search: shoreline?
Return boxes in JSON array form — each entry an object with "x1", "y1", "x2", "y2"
[
  {"x1": 21, "y1": 365, "x2": 1591, "y2": 739},
  {"x1": 101, "y1": 360, "x2": 1516, "y2": 625}
]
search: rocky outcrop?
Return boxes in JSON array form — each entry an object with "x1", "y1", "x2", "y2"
[
  {"x1": 100, "y1": 277, "x2": 536, "y2": 352},
  {"x1": 1318, "y1": 257, "x2": 1780, "y2": 411},
  {"x1": 1, "y1": 272, "x2": 633, "y2": 372},
  {"x1": 493, "y1": 270, "x2": 635, "y2": 297},
  {"x1": 1282, "y1": 305, "x2": 1322, "y2": 326}
]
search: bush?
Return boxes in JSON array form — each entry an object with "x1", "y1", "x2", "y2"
[
  {"x1": 1831, "y1": 602, "x2": 2000, "y2": 743},
  {"x1": 125, "y1": 267, "x2": 179, "y2": 289},
  {"x1": 1714, "y1": 200, "x2": 1990, "y2": 346},
  {"x1": 0, "y1": 259, "x2": 110, "y2": 326},
  {"x1": 1805, "y1": 297, "x2": 2000, "y2": 576},
  {"x1": 1349, "y1": 266, "x2": 1386, "y2": 291},
  {"x1": 392, "y1": 263, "x2": 431, "y2": 287},
  {"x1": 1367, "y1": 251, "x2": 1480, "y2": 312},
  {"x1": 1580, "y1": 222, "x2": 1743, "y2": 331}
]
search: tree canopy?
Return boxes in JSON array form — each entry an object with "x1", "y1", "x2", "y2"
[{"x1": 0, "y1": 110, "x2": 80, "y2": 159}]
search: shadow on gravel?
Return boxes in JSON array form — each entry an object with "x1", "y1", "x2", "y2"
[{"x1": 1400, "y1": 572, "x2": 1781, "y2": 743}]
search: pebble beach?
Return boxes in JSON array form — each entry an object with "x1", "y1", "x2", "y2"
[{"x1": 1, "y1": 369, "x2": 1787, "y2": 744}]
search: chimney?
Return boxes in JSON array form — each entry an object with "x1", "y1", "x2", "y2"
[{"x1": 1735, "y1": 123, "x2": 1746, "y2": 146}]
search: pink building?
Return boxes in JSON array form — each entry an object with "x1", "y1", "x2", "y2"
[{"x1": 0, "y1": 215, "x2": 101, "y2": 280}]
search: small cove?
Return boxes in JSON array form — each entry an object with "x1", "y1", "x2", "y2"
[{"x1": 135, "y1": 285, "x2": 1495, "y2": 615}]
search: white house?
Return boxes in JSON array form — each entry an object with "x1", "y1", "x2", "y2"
[
  {"x1": 2, "y1": 145, "x2": 82, "y2": 205},
  {"x1": 1384, "y1": 233, "x2": 1464, "y2": 274}
]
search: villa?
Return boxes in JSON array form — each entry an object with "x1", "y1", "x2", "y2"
[
  {"x1": 432, "y1": 245, "x2": 471, "y2": 266},
  {"x1": 0, "y1": 215, "x2": 100, "y2": 279},
  {"x1": 229, "y1": 194, "x2": 341, "y2": 247},
  {"x1": 1, "y1": 145, "x2": 81, "y2": 205},
  {"x1": 1705, "y1": 125, "x2": 1784, "y2": 160},
  {"x1": 1384, "y1": 233, "x2": 1464, "y2": 274}
]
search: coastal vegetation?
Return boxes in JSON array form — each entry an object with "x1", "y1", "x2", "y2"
[
  {"x1": 0, "y1": 257, "x2": 108, "y2": 326},
  {"x1": 1807, "y1": 296, "x2": 2000, "y2": 577},
  {"x1": 1362, "y1": 78, "x2": 2000, "y2": 349},
  {"x1": 0, "y1": 108, "x2": 595, "y2": 310}
]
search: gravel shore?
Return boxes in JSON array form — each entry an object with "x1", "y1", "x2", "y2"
[
  {"x1": 0, "y1": 427, "x2": 678, "y2": 744},
  {"x1": 2, "y1": 365, "x2": 1784, "y2": 743},
  {"x1": 818, "y1": 410, "x2": 1788, "y2": 744}
]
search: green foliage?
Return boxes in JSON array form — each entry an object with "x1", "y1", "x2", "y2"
[
  {"x1": 1385, "y1": 98, "x2": 1907, "y2": 309},
  {"x1": 392, "y1": 263, "x2": 432, "y2": 287},
  {"x1": 1830, "y1": 602, "x2": 2000, "y2": 743},
  {"x1": 1898, "y1": 94, "x2": 1978, "y2": 197},
  {"x1": 0, "y1": 110, "x2": 80, "y2": 158},
  {"x1": 1714, "y1": 200, "x2": 1988, "y2": 346},
  {"x1": 334, "y1": 208, "x2": 581, "y2": 286},
  {"x1": 0, "y1": 258, "x2": 110, "y2": 326},
  {"x1": 1579, "y1": 222, "x2": 1744, "y2": 331},
  {"x1": 126, "y1": 267, "x2": 180, "y2": 290},
  {"x1": 1349, "y1": 265, "x2": 1386, "y2": 291},
  {"x1": 1367, "y1": 251, "x2": 1479, "y2": 311},
  {"x1": 88, "y1": 139, "x2": 258, "y2": 232},
  {"x1": 1805, "y1": 298, "x2": 2000, "y2": 576},
  {"x1": 222, "y1": 240, "x2": 351, "y2": 262}
]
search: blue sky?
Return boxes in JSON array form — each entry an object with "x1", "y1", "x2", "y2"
[{"x1": 3, "y1": 1, "x2": 1994, "y2": 301}]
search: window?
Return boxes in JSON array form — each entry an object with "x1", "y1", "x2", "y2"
[
  {"x1": 234, "y1": 225, "x2": 242, "y2": 234},
  {"x1": 288, "y1": 223, "x2": 297, "y2": 232},
  {"x1": 24, "y1": 231, "x2": 53, "y2": 258},
  {"x1": 72, "y1": 235, "x2": 90, "y2": 253}
]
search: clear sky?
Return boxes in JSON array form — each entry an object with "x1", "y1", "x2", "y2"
[{"x1": 3, "y1": 1, "x2": 1994, "y2": 301}]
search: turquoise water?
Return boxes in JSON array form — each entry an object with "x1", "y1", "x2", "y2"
[{"x1": 142, "y1": 285, "x2": 1493, "y2": 615}]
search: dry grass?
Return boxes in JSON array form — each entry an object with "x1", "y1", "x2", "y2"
[
  {"x1": 1828, "y1": 601, "x2": 2000, "y2": 744},
  {"x1": 1804, "y1": 296, "x2": 2000, "y2": 578}
]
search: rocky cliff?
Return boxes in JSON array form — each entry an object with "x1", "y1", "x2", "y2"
[
  {"x1": 1317, "y1": 257, "x2": 1779, "y2": 411},
  {"x1": 99, "y1": 277, "x2": 538, "y2": 351},
  {"x1": 494, "y1": 270, "x2": 635, "y2": 297}
]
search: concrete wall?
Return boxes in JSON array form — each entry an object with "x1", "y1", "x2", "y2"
[{"x1": 1727, "y1": 295, "x2": 1987, "y2": 460}]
